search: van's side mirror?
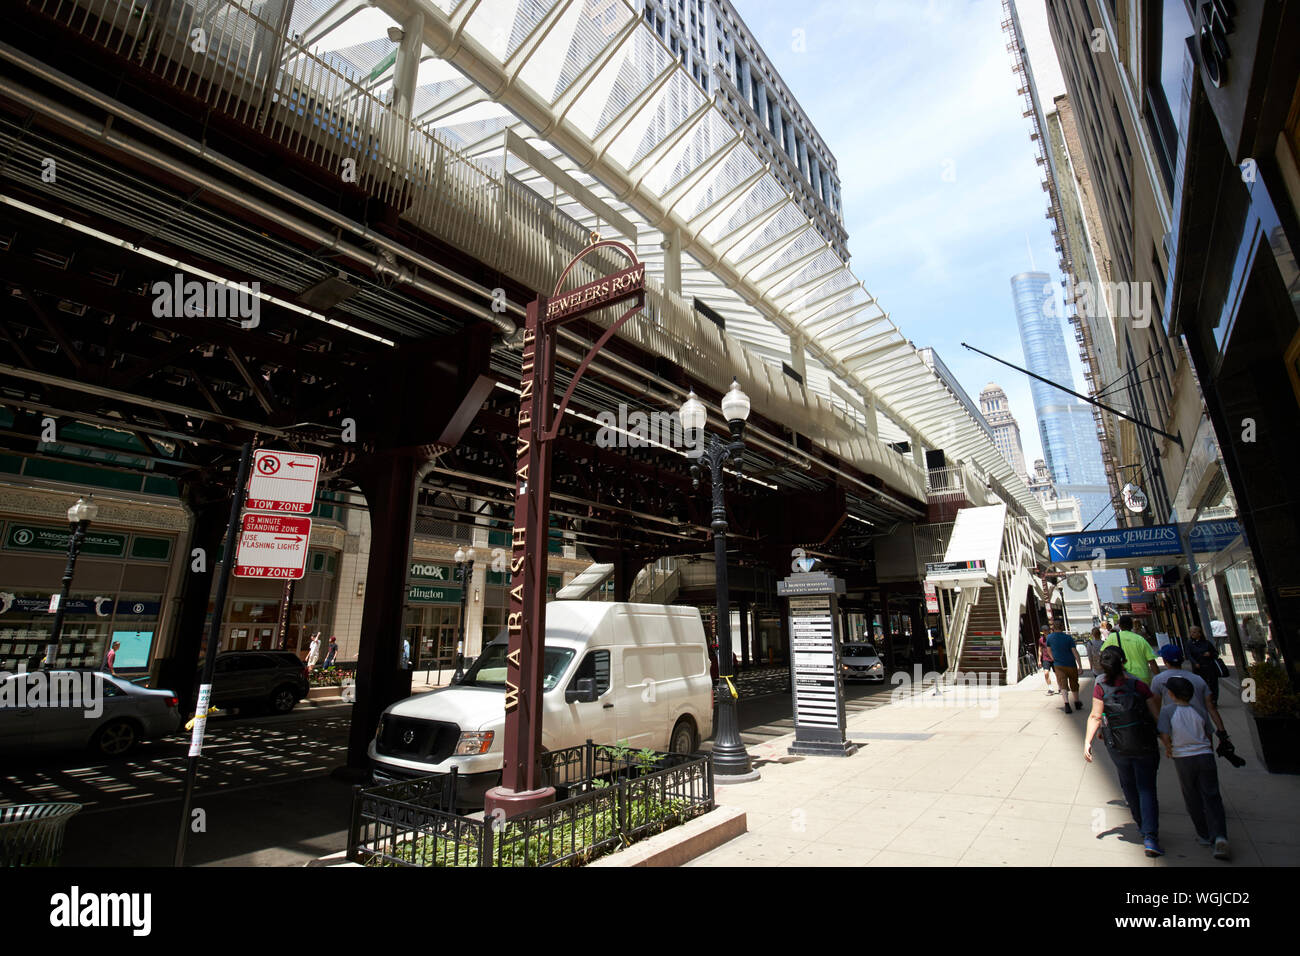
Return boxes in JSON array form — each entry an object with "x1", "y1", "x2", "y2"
[{"x1": 565, "y1": 677, "x2": 597, "y2": 704}]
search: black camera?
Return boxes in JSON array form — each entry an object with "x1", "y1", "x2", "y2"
[{"x1": 1216, "y1": 734, "x2": 1246, "y2": 768}]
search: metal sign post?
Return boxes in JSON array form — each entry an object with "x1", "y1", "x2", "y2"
[
  {"x1": 174, "y1": 441, "x2": 252, "y2": 867},
  {"x1": 484, "y1": 244, "x2": 645, "y2": 819},
  {"x1": 778, "y1": 571, "x2": 856, "y2": 757}
]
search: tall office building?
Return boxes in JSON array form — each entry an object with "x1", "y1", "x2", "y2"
[
  {"x1": 1002, "y1": 0, "x2": 1125, "y2": 524},
  {"x1": 979, "y1": 384, "x2": 1028, "y2": 478},
  {"x1": 1010, "y1": 272, "x2": 1115, "y2": 529},
  {"x1": 639, "y1": 0, "x2": 846, "y2": 258}
]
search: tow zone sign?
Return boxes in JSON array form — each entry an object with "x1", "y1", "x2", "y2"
[
  {"x1": 246, "y1": 450, "x2": 321, "y2": 514},
  {"x1": 233, "y1": 513, "x2": 311, "y2": 579}
]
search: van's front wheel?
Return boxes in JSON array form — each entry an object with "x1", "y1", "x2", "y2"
[{"x1": 669, "y1": 717, "x2": 698, "y2": 755}]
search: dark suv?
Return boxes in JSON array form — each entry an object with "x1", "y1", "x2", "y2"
[{"x1": 209, "y1": 651, "x2": 309, "y2": 714}]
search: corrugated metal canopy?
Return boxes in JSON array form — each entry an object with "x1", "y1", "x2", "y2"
[{"x1": 287, "y1": 0, "x2": 1045, "y2": 527}]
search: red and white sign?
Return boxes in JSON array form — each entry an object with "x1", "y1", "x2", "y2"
[
  {"x1": 233, "y1": 513, "x2": 312, "y2": 579},
  {"x1": 924, "y1": 582, "x2": 939, "y2": 613},
  {"x1": 246, "y1": 450, "x2": 321, "y2": 514},
  {"x1": 1141, "y1": 574, "x2": 1162, "y2": 592}
]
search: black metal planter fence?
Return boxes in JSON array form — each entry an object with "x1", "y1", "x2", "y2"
[
  {"x1": 1, "y1": 803, "x2": 82, "y2": 867},
  {"x1": 348, "y1": 742, "x2": 715, "y2": 867}
]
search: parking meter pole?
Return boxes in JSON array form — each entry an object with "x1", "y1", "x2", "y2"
[{"x1": 174, "y1": 441, "x2": 252, "y2": 867}]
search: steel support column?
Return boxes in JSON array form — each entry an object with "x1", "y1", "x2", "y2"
[
  {"x1": 154, "y1": 475, "x2": 235, "y2": 713},
  {"x1": 344, "y1": 453, "x2": 425, "y2": 770},
  {"x1": 739, "y1": 599, "x2": 750, "y2": 670}
]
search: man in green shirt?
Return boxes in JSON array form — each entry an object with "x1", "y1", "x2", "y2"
[{"x1": 1102, "y1": 614, "x2": 1158, "y2": 682}]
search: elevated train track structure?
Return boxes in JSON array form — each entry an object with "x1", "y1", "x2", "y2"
[{"x1": 0, "y1": 0, "x2": 1046, "y2": 763}]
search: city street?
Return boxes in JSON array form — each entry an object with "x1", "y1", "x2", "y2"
[
  {"x1": 1, "y1": 704, "x2": 355, "y2": 866},
  {"x1": 0, "y1": 0, "x2": 1297, "y2": 903},
  {"x1": 0, "y1": 681, "x2": 895, "y2": 866}
]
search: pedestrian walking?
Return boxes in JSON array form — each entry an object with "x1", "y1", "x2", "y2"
[
  {"x1": 322, "y1": 636, "x2": 338, "y2": 669},
  {"x1": 104, "y1": 640, "x2": 121, "y2": 675},
  {"x1": 1185, "y1": 625, "x2": 1224, "y2": 703},
  {"x1": 306, "y1": 632, "x2": 321, "y2": 672},
  {"x1": 1085, "y1": 646, "x2": 1163, "y2": 857},
  {"x1": 1150, "y1": 644, "x2": 1229, "y2": 741},
  {"x1": 1045, "y1": 620, "x2": 1083, "y2": 713},
  {"x1": 1085, "y1": 627, "x2": 1105, "y2": 676},
  {"x1": 1242, "y1": 616, "x2": 1267, "y2": 664},
  {"x1": 1102, "y1": 614, "x2": 1158, "y2": 682},
  {"x1": 1157, "y1": 676, "x2": 1231, "y2": 860},
  {"x1": 1038, "y1": 628, "x2": 1056, "y2": 695}
]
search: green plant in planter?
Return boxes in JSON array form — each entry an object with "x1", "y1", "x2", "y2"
[
  {"x1": 1247, "y1": 662, "x2": 1300, "y2": 717},
  {"x1": 599, "y1": 741, "x2": 632, "y2": 763}
]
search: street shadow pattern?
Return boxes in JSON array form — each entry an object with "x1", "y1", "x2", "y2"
[{"x1": 0, "y1": 715, "x2": 351, "y2": 812}]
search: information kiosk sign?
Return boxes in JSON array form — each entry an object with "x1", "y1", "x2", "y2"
[{"x1": 777, "y1": 570, "x2": 856, "y2": 757}]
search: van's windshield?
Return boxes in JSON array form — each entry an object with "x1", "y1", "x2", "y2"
[{"x1": 460, "y1": 643, "x2": 575, "y2": 691}]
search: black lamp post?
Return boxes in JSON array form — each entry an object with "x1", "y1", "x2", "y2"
[
  {"x1": 452, "y1": 546, "x2": 475, "y2": 683},
  {"x1": 680, "y1": 380, "x2": 758, "y2": 780},
  {"x1": 45, "y1": 495, "x2": 99, "y2": 669}
]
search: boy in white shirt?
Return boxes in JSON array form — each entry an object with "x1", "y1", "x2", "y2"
[{"x1": 1157, "y1": 676, "x2": 1230, "y2": 860}]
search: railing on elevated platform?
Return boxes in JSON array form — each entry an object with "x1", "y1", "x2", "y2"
[{"x1": 22, "y1": 0, "x2": 928, "y2": 506}]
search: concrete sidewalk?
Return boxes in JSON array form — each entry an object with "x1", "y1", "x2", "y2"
[
  {"x1": 307, "y1": 669, "x2": 454, "y2": 704},
  {"x1": 686, "y1": 669, "x2": 1300, "y2": 867}
]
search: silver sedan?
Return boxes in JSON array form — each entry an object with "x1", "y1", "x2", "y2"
[
  {"x1": 841, "y1": 643, "x2": 887, "y2": 681},
  {"x1": 0, "y1": 670, "x2": 181, "y2": 757}
]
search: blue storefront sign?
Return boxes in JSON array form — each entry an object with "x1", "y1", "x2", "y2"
[
  {"x1": 1048, "y1": 520, "x2": 1243, "y2": 563},
  {"x1": 1, "y1": 596, "x2": 115, "y2": 616},
  {"x1": 0, "y1": 596, "x2": 162, "y2": 616},
  {"x1": 115, "y1": 600, "x2": 161, "y2": 617}
]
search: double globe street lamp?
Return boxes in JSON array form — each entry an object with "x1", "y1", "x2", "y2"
[
  {"x1": 679, "y1": 380, "x2": 759, "y2": 780},
  {"x1": 452, "y1": 546, "x2": 476, "y2": 683},
  {"x1": 46, "y1": 495, "x2": 99, "y2": 669}
]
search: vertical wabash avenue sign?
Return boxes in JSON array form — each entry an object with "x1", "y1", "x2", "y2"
[{"x1": 483, "y1": 243, "x2": 645, "y2": 818}]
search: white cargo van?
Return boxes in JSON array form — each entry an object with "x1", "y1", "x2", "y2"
[{"x1": 368, "y1": 602, "x2": 713, "y2": 806}]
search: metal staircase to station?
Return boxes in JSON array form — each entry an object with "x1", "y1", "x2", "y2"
[
  {"x1": 628, "y1": 558, "x2": 681, "y2": 605},
  {"x1": 958, "y1": 595, "x2": 1007, "y2": 684},
  {"x1": 928, "y1": 502, "x2": 1043, "y2": 686}
]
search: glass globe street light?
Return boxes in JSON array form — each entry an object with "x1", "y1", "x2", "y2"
[
  {"x1": 678, "y1": 380, "x2": 758, "y2": 781},
  {"x1": 679, "y1": 388, "x2": 707, "y2": 433},
  {"x1": 452, "y1": 546, "x2": 476, "y2": 683},
  {"x1": 46, "y1": 495, "x2": 97, "y2": 669}
]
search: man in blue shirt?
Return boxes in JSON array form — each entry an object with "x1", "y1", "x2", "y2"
[{"x1": 1045, "y1": 622, "x2": 1082, "y2": 713}]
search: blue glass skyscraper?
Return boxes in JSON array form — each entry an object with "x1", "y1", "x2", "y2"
[{"x1": 1010, "y1": 272, "x2": 1115, "y2": 530}]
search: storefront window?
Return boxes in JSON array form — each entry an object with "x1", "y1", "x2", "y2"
[
  {"x1": 0, "y1": 592, "x2": 162, "y2": 671},
  {"x1": 404, "y1": 604, "x2": 460, "y2": 667}
]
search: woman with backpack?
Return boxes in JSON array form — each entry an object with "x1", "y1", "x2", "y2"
[{"x1": 1084, "y1": 645, "x2": 1164, "y2": 857}]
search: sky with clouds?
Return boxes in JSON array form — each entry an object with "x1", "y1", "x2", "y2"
[{"x1": 734, "y1": 0, "x2": 1082, "y2": 472}]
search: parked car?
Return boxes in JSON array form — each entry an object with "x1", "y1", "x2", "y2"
[
  {"x1": 841, "y1": 643, "x2": 886, "y2": 681},
  {"x1": 207, "y1": 651, "x2": 309, "y2": 714},
  {"x1": 369, "y1": 602, "x2": 714, "y2": 808},
  {"x1": 0, "y1": 670, "x2": 180, "y2": 757}
]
